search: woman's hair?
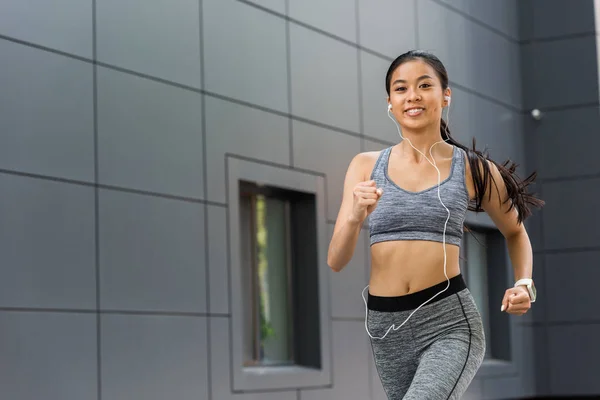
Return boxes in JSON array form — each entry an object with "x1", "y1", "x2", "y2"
[{"x1": 385, "y1": 50, "x2": 544, "y2": 223}]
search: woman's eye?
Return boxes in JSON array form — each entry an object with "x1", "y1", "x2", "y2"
[
  {"x1": 395, "y1": 87, "x2": 406, "y2": 92},
  {"x1": 420, "y1": 83, "x2": 432, "y2": 88}
]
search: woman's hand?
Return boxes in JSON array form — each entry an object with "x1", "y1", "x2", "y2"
[
  {"x1": 349, "y1": 180, "x2": 383, "y2": 223},
  {"x1": 500, "y1": 286, "x2": 531, "y2": 315}
]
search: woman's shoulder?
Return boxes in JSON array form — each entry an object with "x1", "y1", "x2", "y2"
[{"x1": 346, "y1": 149, "x2": 386, "y2": 181}]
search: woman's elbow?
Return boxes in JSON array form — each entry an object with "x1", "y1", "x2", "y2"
[{"x1": 327, "y1": 253, "x2": 345, "y2": 272}]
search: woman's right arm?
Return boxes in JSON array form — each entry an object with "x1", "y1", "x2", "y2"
[{"x1": 327, "y1": 153, "x2": 382, "y2": 272}]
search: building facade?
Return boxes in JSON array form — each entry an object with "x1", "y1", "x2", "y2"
[{"x1": 0, "y1": 0, "x2": 599, "y2": 399}]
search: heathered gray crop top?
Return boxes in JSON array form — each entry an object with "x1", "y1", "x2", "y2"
[{"x1": 368, "y1": 146, "x2": 470, "y2": 247}]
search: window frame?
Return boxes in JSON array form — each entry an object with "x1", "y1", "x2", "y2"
[
  {"x1": 463, "y1": 212, "x2": 522, "y2": 379},
  {"x1": 227, "y1": 156, "x2": 332, "y2": 392}
]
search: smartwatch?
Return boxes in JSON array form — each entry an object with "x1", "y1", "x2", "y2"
[{"x1": 514, "y1": 278, "x2": 536, "y2": 303}]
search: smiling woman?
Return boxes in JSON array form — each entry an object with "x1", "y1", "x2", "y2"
[{"x1": 327, "y1": 50, "x2": 544, "y2": 400}]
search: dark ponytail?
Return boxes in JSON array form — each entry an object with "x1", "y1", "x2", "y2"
[
  {"x1": 386, "y1": 50, "x2": 544, "y2": 223},
  {"x1": 440, "y1": 119, "x2": 543, "y2": 223}
]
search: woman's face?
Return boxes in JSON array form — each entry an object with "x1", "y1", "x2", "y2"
[{"x1": 387, "y1": 60, "x2": 449, "y2": 131}]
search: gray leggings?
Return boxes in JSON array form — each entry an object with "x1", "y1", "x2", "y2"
[{"x1": 368, "y1": 275, "x2": 485, "y2": 399}]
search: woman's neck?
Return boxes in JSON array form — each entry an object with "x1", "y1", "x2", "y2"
[{"x1": 396, "y1": 128, "x2": 452, "y2": 163}]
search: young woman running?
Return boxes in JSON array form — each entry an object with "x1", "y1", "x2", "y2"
[{"x1": 327, "y1": 50, "x2": 543, "y2": 399}]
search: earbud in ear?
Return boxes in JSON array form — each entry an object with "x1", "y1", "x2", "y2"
[
  {"x1": 387, "y1": 104, "x2": 392, "y2": 111},
  {"x1": 444, "y1": 96, "x2": 451, "y2": 106}
]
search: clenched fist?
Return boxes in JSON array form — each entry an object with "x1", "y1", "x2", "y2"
[
  {"x1": 349, "y1": 180, "x2": 383, "y2": 223},
  {"x1": 500, "y1": 286, "x2": 531, "y2": 316}
]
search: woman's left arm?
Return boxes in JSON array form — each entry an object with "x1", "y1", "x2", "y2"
[{"x1": 480, "y1": 161, "x2": 533, "y2": 316}]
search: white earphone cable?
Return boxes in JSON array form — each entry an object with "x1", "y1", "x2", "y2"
[{"x1": 362, "y1": 102, "x2": 453, "y2": 340}]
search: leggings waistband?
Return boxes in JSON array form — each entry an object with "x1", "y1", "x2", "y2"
[{"x1": 368, "y1": 274, "x2": 467, "y2": 312}]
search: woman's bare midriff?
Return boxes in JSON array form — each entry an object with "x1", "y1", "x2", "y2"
[
  {"x1": 368, "y1": 240, "x2": 462, "y2": 296},
  {"x1": 359, "y1": 148, "x2": 471, "y2": 297}
]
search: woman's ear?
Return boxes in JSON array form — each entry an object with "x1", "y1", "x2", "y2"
[{"x1": 443, "y1": 88, "x2": 452, "y2": 107}]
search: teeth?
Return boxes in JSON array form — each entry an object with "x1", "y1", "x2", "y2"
[{"x1": 406, "y1": 108, "x2": 423, "y2": 116}]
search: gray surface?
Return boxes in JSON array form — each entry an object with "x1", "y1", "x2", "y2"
[
  {"x1": 207, "y1": 205, "x2": 229, "y2": 315},
  {"x1": 0, "y1": 39, "x2": 94, "y2": 182},
  {"x1": 435, "y1": 0, "x2": 520, "y2": 40},
  {"x1": 97, "y1": 67, "x2": 204, "y2": 199},
  {"x1": 0, "y1": 0, "x2": 93, "y2": 57},
  {"x1": 327, "y1": 224, "x2": 369, "y2": 319},
  {"x1": 358, "y1": 0, "x2": 417, "y2": 57},
  {"x1": 204, "y1": 96, "x2": 290, "y2": 204},
  {"x1": 203, "y1": 0, "x2": 289, "y2": 112},
  {"x1": 533, "y1": 106, "x2": 600, "y2": 179},
  {"x1": 545, "y1": 251, "x2": 600, "y2": 322},
  {"x1": 548, "y1": 324, "x2": 600, "y2": 395},
  {"x1": 530, "y1": 0, "x2": 597, "y2": 39},
  {"x1": 101, "y1": 314, "x2": 208, "y2": 400},
  {"x1": 245, "y1": 0, "x2": 286, "y2": 14},
  {"x1": 0, "y1": 312, "x2": 97, "y2": 400},
  {"x1": 523, "y1": 36, "x2": 599, "y2": 110},
  {"x1": 289, "y1": 0, "x2": 357, "y2": 42},
  {"x1": 300, "y1": 321, "x2": 371, "y2": 400},
  {"x1": 96, "y1": 0, "x2": 201, "y2": 87},
  {"x1": 99, "y1": 189, "x2": 206, "y2": 313},
  {"x1": 541, "y1": 178, "x2": 600, "y2": 250},
  {"x1": 521, "y1": 0, "x2": 600, "y2": 396},
  {"x1": 0, "y1": 175, "x2": 96, "y2": 309},
  {"x1": 292, "y1": 120, "x2": 361, "y2": 220},
  {"x1": 289, "y1": 23, "x2": 360, "y2": 133}
]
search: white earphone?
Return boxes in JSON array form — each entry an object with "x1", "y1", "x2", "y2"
[{"x1": 364, "y1": 93, "x2": 453, "y2": 340}]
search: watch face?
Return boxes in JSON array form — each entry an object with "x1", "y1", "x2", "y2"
[{"x1": 530, "y1": 282, "x2": 537, "y2": 302}]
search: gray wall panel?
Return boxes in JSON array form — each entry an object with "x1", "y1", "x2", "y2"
[
  {"x1": 0, "y1": 0, "x2": 93, "y2": 57},
  {"x1": 533, "y1": 106, "x2": 600, "y2": 180},
  {"x1": 327, "y1": 224, "x2": 368, "y2": 319},
  {"x1": 292, "y1": 120, "x2": 361, "y2": 220},
  {"x1": 97, "y1": 67, "x2": 204, "y2": 199},
  {"x1": 245, "y1": 0, "x2": 286, "y2": 14},
  {"x1": 542, "y1": 179, "x2": 600, "y2": 250},
  {"x1": 435, "y1": 0, "x2": 520, "y2": 40},
  {"x1": 545, "y1": 251, "x2": 600, "y2": 322},
  {"x1": 96, "y1": 0, "x2": 201, "y2": 87},
  {"x1": 101, "y1": 315, "x2": 208, "y2": 400},
  {"x1": 525, "y1": 36, "x2": 599, "y2": 110},
  {"x1": 300, "y1": 321, "x2": 371, "y2": 400},
  {"x1": 207, "y1": 205, "x2": 229, "y2": 315},
  {"x1": 204, "y1": 96, "x2": 290, "y2": 204},
  {"x1": 548, "y1": 324, "x2": 600, "y2": 395},
  {"x1": 358, "y1": 0, "x2": 416, "y2": 57},
  {"x1": 204, "y1": 0, "x2": 289, "y2": 112},
  {"x1": 0, "y1": 175, "x2": 96, "y2": 309},
  {"x1": 532, "y1": 0, "x2": 596, "y2": 39},
  {"x1": 99, "y1": 189, "x2": 206, "y2": 313},
  {"x1": 290, "y1": 24, "x2": 360, "y2": 133},
  {"x1": 0, "y1": 39, "x2": 94, "y2": 182},
  {"x1": 289, "y1": 0, "x2": 357, "y2": 42},
  {"x1": 0, "y1": 312, "x2": 97, "y2": 400}
]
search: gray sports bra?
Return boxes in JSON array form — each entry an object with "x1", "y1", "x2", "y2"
[{"x1": 368, "y1": 146, "x2": 470, "y2": 246}]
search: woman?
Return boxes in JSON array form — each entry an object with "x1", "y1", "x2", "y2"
[{"x1": 327, "y1": 50, "x2": 544, "y2": 399}]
